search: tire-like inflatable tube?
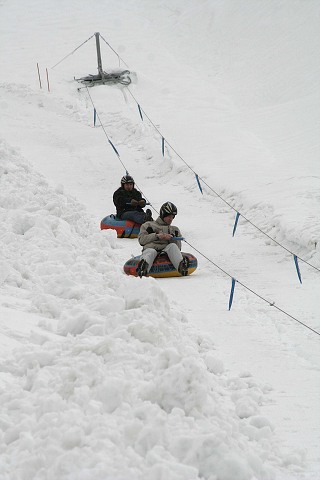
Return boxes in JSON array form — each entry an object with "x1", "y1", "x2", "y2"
[
  {"x1": 100, "y1": 215, "x2": 140, "y2": 238},
  {"x1": 124, "y1": 252, "x2": 197, "y2": 278}
]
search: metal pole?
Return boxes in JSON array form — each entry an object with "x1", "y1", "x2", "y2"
[
  {"x1": 95, "y1": 32, "x2": 104, "y2": 79},
  {"x1": 37, "y1": 63, "x2": 42, "y2": 88},
  {"x1": 46, "y1": 68, "x2": 50, "y2": 92}
]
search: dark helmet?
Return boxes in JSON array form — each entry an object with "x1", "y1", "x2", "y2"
[
  {"x1": 121, "y1": 175, "x2": 134, "y2": 186},
  {"x1": 160, "y1": 202, "x2": 177, "y2": 219}
]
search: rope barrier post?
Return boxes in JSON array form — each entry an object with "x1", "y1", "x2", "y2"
[
  {"x1": 46, "y1": 68, "x2": 50, "y2": 92},
  {"x1": 138, "y1": 104, "x2": 143, "y2": 121},
  {"x1": 294, "y1": 255, "x2": 302, "y2": 284},
  {"x1": 195, "y1": 174, "x2": 203, "y2": 194},
  {"x1": 108, "y1": 140, "x2": 120, "y2": 157},
  {"x1": 162, "y1": 137, "x2": 165, "y2": 157},
  {"x1": 232, "y1": 212, "x2": 241, "y2": 237},
  {"x1": 228, "y1": 278, "x2": 236, "y2": 310},
  {"x1": 93, "y1": 108, "x2": 97, "y2": 127},
  {"x1": 37, "y1": 63, "x2": 42, "y2": 89}
]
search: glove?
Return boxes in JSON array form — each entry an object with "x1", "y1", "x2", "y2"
[
  {"x1": 138, "y1": 199, "x2": 146, "y2": 207},
  {"x1": 131, "y1": 199, "x2": 139, "y2": 207}
]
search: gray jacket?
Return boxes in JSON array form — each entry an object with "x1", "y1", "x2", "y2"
[{"x1": 139, "y1": 216, "x2": 182, "y2": 251}]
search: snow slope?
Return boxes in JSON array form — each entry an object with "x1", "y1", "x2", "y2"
[{"x1": 0, "y1": 1, "x2": 319, "y2": 479}]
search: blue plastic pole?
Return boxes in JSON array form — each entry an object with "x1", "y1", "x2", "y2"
[
  {"x1": 195, "y1": 174, "x2": 203, "y2": 194},
  {"x1": 108, "y1": 140, "x2": 120, "y2": 157},
  {"x1": 228, "y1": 278, "x2": 236, "y2": 310},
  {"x1": 293, "y1": 255, "x2": 302, "y2": 284},
  {"x1": 232, "y1": 212, "x2": 241, "y2": 237},
  {"x1": 138, "y1": 104, "x2": 143, "y2": 121}
]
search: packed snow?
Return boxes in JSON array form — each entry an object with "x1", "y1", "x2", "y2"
[{"x1": 0, "y1": 1, "x2": 319, "y2": 479}]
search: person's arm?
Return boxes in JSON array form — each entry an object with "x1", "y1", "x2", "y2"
[
  {"x1": 138, "y1": 223, "x2": 158, "y2": 246},
  {"x1": 157, "y1": 232, "x2": 173, "y2": 242},
  {"x1": 134, "y1": 190, "x2": 146, "y2": 208},
  {"x1": 138, "y1": 198, "x2": 146, "y2": 207},
  {"x1": 113, "y1": 190, "x2": 127, "y2": 210},
  {"x1": 170, "y1": 227, "x2": 182, "y2": 250}
]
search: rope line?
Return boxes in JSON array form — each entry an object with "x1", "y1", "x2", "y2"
[
  {"x1": 184, "y1": 240, "x2": 320, "y2": 337},
  {"x1": 99, "y1": 34, "x2": 130, "y2": 68},
  {"x1": 124, "y1": 87, "x2": 320, "y2": 274},
  {"x1": 51, "y1": 34, "x2": 95, "y2": 69}
]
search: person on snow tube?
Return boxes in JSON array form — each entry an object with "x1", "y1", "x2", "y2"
[
  {"x1": 113, "y1": 175, "x2": 152, "y2": 224},
  {"x1": 136, "y1": 201, "x2": 189, "y2": 277}
]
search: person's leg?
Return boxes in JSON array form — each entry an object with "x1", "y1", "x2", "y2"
[
  {"x1": 141, "y1": 248, "x2": 158, "y2": 272},
  {"x1": 163, "y1": 244, "x2": 183, "y2": 270},
  {"x1": 163, "y1": 244, "x2": 189, "y2": 275},
  {"x1": 136, "y1": 248, "x2": 158, "y2": 277},
  {"x1": 122, "y1": 211, "x2": 145, "y2": 224}
]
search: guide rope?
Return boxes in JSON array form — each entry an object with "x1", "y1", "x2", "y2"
[{"x1": 51, "y1": 34, "x2": 95, "y2": 69}]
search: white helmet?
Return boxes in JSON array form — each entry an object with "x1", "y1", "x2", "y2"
[
  {"x1": 160, "y1": 202, "x2": 177, "y2": 219},
  {"x1": 121, "y1": 175, "x2": 134, "y2": 186}
]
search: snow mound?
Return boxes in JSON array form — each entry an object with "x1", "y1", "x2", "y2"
[{"x1": 0, "y1": 140, "x2": 299, "y2": 479}]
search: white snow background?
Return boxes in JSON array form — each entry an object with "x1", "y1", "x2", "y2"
[{"x1": 0, "y1": 1, "x2": 319, "y2": 479}]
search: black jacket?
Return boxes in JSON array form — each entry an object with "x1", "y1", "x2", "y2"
[{"x1": 113, "y1": 187, "x2": 145, "y2": 218}]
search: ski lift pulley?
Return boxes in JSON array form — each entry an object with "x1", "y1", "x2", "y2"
[{"x1": 75, "y1": 32, "x2": 131, "y2": 87}]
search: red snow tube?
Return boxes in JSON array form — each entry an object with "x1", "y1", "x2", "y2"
[{"x1": 100, "y1": 214, "x2": 140, "y2": 238}]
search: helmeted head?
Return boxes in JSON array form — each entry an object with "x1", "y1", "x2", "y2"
[
  {"x1": 121, "y1": 175, "x2": 134, "y2": 189},
  {"x1": 160, "y1": 202, "x2": 177, "y2": 220}
]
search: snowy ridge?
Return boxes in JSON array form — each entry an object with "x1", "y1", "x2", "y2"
[{"x1": 0, "y1": 141, "x2": 295, "y2": 479}]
